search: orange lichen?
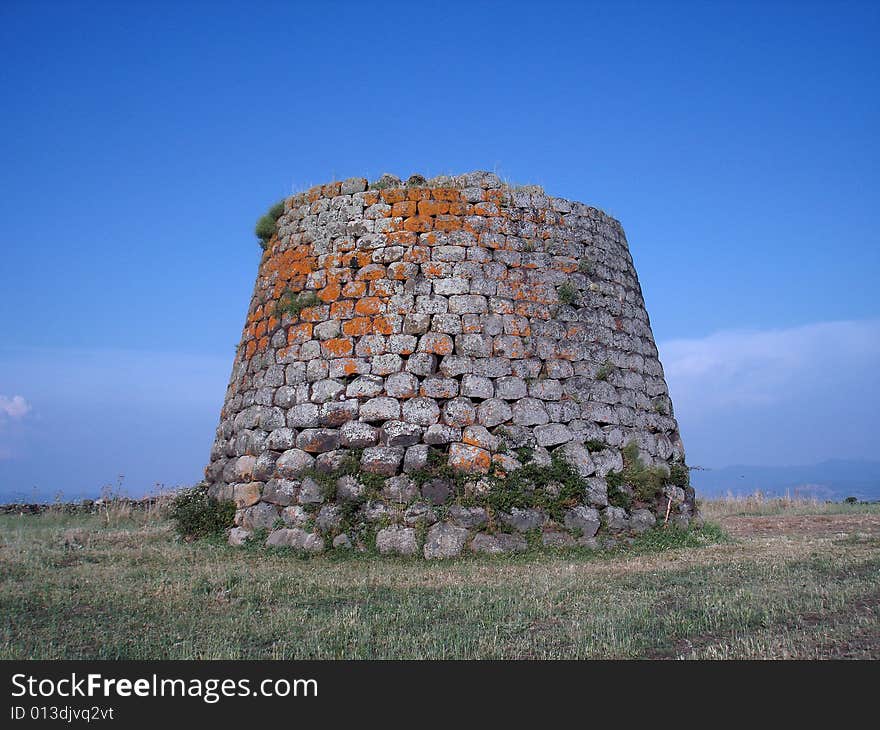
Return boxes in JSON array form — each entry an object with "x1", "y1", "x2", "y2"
[
  {"x1": 434, "y1": 215, "x2": 462, "y2": 231},
  {"x1": 403, "y1": 216, "x2": 433, "y2": 233},
  {"x1": 371, "y1": 316, "x2": 395, "y2": 335},
  {"x1": 330, "y1": 300, "x2": 354, "y2": 319},
  {"x1": 354, "y1": 297, "x2": 382, "y2": 315},
  {"x1": 342, "y1": 317, "x2": 373, "y2": 336},
  {"x1": 418, "y1": 200, "x2": 449, "y2": 216},
  {"x1": 342, "y1": 280, "x2": 367, "y2": 298},
  {"x1": 391, "y1": 201, "x2": 417, "y2": 217},
  {"x1": 287, "y1": 323, "x2": 313, "y2": 344},
  {"x1": 322, "y1": 338, "x2": 354, "y2": 357}
]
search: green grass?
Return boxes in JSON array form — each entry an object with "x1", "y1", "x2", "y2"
[{"x1": 1, "y1": 501, "x2": 878, "y2": 659}]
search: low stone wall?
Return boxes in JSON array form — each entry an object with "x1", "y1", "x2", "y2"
[{"x1": 206, "y1": 171, "x2": 695, "y2": 558}]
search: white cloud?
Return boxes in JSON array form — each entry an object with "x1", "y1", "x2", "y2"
[
  {"x1": 658, "y1": 320, "x2": 880, "y2": 466},
  {"x1": 0, "y1": 394, "x2": 31, "y2": 419}
]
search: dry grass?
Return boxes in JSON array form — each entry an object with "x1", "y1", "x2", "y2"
[{"x1": 0, "y1": 498, "x2": 877, "y2": 659}]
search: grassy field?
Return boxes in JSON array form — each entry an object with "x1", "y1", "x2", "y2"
[{"x1": 1, "y1": 496, "x2": 878, "y2": 659}]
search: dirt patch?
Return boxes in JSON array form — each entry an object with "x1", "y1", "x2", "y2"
[{"x1": 720, "y1": 514, "x2": 880, "y2": 539}]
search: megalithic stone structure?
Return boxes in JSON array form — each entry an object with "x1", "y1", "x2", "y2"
[{"x1": 204, "y1": 172, "x2": 694, "y2": 558}]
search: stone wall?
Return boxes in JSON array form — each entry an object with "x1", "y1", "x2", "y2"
[{"x1": 204, "y1": 171, "x2": 694, "y2": 558}]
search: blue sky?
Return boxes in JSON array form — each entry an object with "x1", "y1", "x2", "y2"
[{"x1": 1, "y1": 0, "x2": 878, "y2": 500}]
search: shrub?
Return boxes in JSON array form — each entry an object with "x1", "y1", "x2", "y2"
[
  {"x1": 669, "y1": 463, "x2": 690, "y2": 488},
  {"x1": 578, "y1": 258, "x2": 593, "y2": 274},
  {"x1": 278, "y1": 289, "x2": 320, "y2": 318},
  {"x1": 557, "y1": 282, "x2": 579, "y2": 306},
  {"x1": 168, "y1": 484, "x2": 235, "y2": 538},
  {"x1": 606, "y1": 441, "x2": 669, "y2": 504},
  {"x1": 595, "y1": 360, "x2": 615, "y2": 381},
  {"x1": 255, "y1": 199, "x2": 286, "y2": 249}
]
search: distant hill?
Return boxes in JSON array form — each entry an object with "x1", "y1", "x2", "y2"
[{"x1": 692, "y1": 459, "x2": 880, "y2": 502}]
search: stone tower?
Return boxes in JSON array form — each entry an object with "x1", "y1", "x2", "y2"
[{"x1": 205, "y1": 172, "x2": 694, "y2": 557}]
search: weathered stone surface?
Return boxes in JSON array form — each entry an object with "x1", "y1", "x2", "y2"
[
  {"x1": 563, "y1": 506, "x2": 600, "y2": 537},
  {"x1": 448, "y1": 442, "x2": 491, "y2": 473},
  {"x1": 360, "y1": 397, "x2": 401, "y2": 422},
  {"x1": 630, "y1": 508, "x2": 657, "y2": 533},
  {"x1": 240, "y1": 502, "x2": 278, "y2": 530},
  {"x1": 383, "y1": 475, "x2": 419, "y2": 503},
  {"x1": 534, "y1": 423, "x2": 572, "y2": 447},
  {"x1": 228, "y1": 527, "x2": 251, "y2": 546},
  {"x1": 470, "y1": 532, "x2": 528, "y2": 554},
  {"x1": 421, "y1": 478, "x2": 453, "y2": 505},
  {"x1": 423, "y1": 522, "x2": 469, "y2": 559},
  {"x1": 476, "y1": 398, "x2": 512, "y2": 427},
  {"x1": 296, "y1": 428, "x2": 340, "y2": 453},
  {"x1": 297, "y1": 477, "x2": 325, "y2": 504},
  {"x1": 554, "y1": 442, "x2": 595, "y2": 477},
  {"x1": 339, "y1": 421, "x2": 379, "y2": 448},
  {"x1": 603, "y1": 506, "x2": 630, "y2": 531},
  {"x1": 262, "y1": 478, "x2": 299, "y2": 506},
  {"x1": 460, "y1": 374, "x2": 494, "y2": 399},
  {"x1": 501, "y1": 507, "x2": 546, "y2": 532},
  {"x1": 275, "y1": 449, "x2": 315, "y2": 478},
  {"x1": 447, "y1": 505, "x2": 488, "y2": 529},
  {"x1": 360, "y1": 446, "x2": 404, "y2": 475},
  {"x1": 376, "y1": 525, "x2": 418, "y2": 556},
  {"x1": 511, "y1": 398, "x2": 549, "y2": 426},
  {"x1": 380, "y1": 420, "x2": 422, "y2": 447},
  {"x1": 402, "y1": 397, "x2": 440, "y2": 426},
  {"x1": 403, "y1": 444, "x2": 429, "y2": 473},
  {"x1": 266, "y1": 527, "x2": 324, "y2": 553}
]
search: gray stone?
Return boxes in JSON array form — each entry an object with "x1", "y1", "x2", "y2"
[
  {"x1": 476, "y1": 398, "x2": 512, "y2": 427},
  {"x1": 469, "y1": 532, "x2": 527, "y2": 554},
  {"x1": 423, "y1": 522, "x2": 469, "y2": 559},
  {"x1": 501, "y1": 508, "x2": 546, "y2": 532},
  {"x1": 228, "y1": 527, "x2": 251, "y2": 546},
  {"x1": 376, "y1": 525, "x2": 418, "y2": 556},
  {"x1": 275, "y1": 449, "x2": 315, "y2": 477},
  {"x1": 448, "y1": 505, "x2": 488, "y2": 529},
  {"x1": 346, "y1": 375, "x2": 385, "y2": 398},
  {"x1": 335, "y1": 475, "x2": 364, "y2": 502},
  {"x1": 339, "y1": 421, "x2": 379, "y2": 448},
  {"x1": 262, "y1": 478, "x2": 299, "y2": 506},
  {"x1": 495, "y1": 376, "x2": 528, "y2": 399},
  {"x1": 402, "y1": 502, "x2": 435, "y2": 526},
  {"x1": 460, "y1": 374, "x2": 494, "y2": 399},
  {"x1": 423, "y1": 424, "x2": 462, "y2": 444},
  {"x1": 592, "y1": 449, "x2": 624, "y2": 477},
  {"x1": 384, "y1": 371, "x2": 418, "y2": 398},
  {"x1": 630, "y1": 508, "x2": 657, "y2": 534},
  {"x1": 296, "y1": 428, "x2": 340, "y2": 453},
  {"x1": 554, "y1": 442, "x2": 595, "y2": 477},
  {"x1": 383, "y1": 475, "x2": 419, "y2": 503},
  {"x1": 298, "y1": 477, "x2": 325, "y2": 504},
  {"x1": 281, "y1": 505, "x2": 309, "y2": 526},
  {"x1": 360, "y1": 397, "x2": 401, "y2": 422},
  {"x1": 422, "y1": 478, "x2": 453, "y2": 505},
  {"x1": 240, "y1": 502, "x2": 278, "y2": 530},
  {"x1": 287, "y1": 403, "x2": 320, "y2": 428},
  {"x1": 333, "y1": 533, "x2": 353, "y2": 549},
  {"x1": 584, "y1": 477, "x2": 609, "y2": 507},
  {"x1": 402, "y1": 397, "x2": 440, "y2": 426},
  {"x1": 563, "y1": 506, "x2": 600, "y2": 537},
  {"x1": 361, "y1": 446, "x2": 404, "y2": 475},
  {"x1": 542, "y1": 530, "x2": 578, "y2": 548},
  {"x1": 311, "y1": 378, "x2": 345, "y2": 403},
  {"x1": 266, "y1": 527, "x2": 324, "y2": 553},
  {"x1": 441, "y1": 397, "x2": 476, "y2": 427},
  {"x1": 380, "y1": 420, "x2": 422, "y2": 447},
  {"x1": 603, "y1": 506, "x2": 630, "y2": 531},
  {"x1": 534, "y1": 423, "x2": 572, "y2": 447},
  {"x1": 511, "y1": 398, "x2": 549, "y2": 426},
  {"x1": 315, "y1": 504, "x2": 342, "y2": 532},
  {"x1": 403, "y1": 444, "x2": 430, "y2": 473}
]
